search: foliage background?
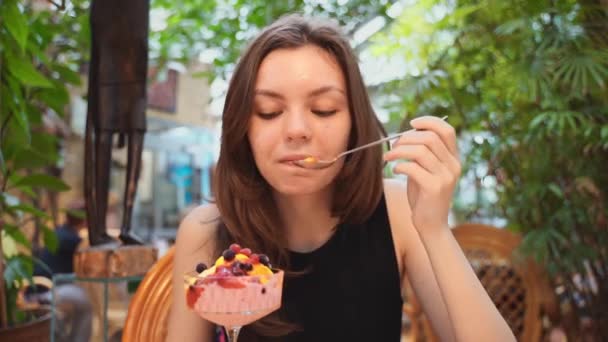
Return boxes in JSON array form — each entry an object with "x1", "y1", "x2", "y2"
[
  {"x1": 0, "y1": 0, "x2": 87, "y2": 327},
  {"x1": 368, "y1": 0, "x2": 608, "y2": 337}
]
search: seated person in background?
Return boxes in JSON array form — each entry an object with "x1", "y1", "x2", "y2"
[{"x1": 31, "y1": 198, "x2": 93, "y2": 342}]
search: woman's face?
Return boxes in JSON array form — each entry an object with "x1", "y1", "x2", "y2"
[{"x1": 248, "y1": 45, "x2": 352, "y2": 196}]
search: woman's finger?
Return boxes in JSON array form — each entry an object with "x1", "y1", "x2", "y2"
[
  {"x1": 384, "y1": 144, "x2": 444, "y2": 174},
  {"x1": 409, "y1": 116, "x2": 459, "y2": 158},
  {"x1": 392, "y1": 130, "x2": 459, "y2": 174},
  {"x1": 392, "y1": 161, "x2": 442, "y2": 194}
]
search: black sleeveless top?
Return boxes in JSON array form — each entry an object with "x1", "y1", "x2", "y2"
[{"x1": 280, "y1": 194, "x2": 403, "y2": 341}]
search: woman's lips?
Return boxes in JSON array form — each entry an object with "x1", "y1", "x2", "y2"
[{"x1": 278, "y1": 154, "x2": 311, "y2": 163}]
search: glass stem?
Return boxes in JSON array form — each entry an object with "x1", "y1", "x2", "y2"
[{"x1": 225, "y1": 326, "x2": 241, "y2": 342}]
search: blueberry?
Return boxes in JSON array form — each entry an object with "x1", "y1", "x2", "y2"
[
  {"x1": 195, "y1": 263, "x2": 208, "y2": 273},
  {"x1": 223, "y1": 249, "x2": 236, "y2": 261},
  {"x1": 239, "y1": 263, "x2": 253, "y2": 272},
  {"x1": 258, "y1": 254, "x2": 270, "y2": 266},
  {"x1": 231, "y1": 262, "x2": 245, "y2": 276}
]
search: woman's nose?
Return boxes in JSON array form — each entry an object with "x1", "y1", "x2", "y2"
[{"x1": 284, "y1": 110, "x2": 312, "y2": 143}]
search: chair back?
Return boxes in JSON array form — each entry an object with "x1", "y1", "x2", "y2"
[
  {"x1": 453, "y1": 223, "x2": 546, "y2": 341},
  {"x1": 122, "y1": 247, "x2": 174, "y2": 342},
  {"x1": 402, "y1": 223, "x2": 550, "y2": 342}
]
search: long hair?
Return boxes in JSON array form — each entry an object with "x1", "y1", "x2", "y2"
[{"x1": 212, "y1": 13, "x2": 386, "y2": 339}]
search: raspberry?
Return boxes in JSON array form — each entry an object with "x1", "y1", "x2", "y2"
[
  {"x1": 195, "y1": 263, "x2": 207, "y2": 273},
  {"x1": 239, "y1": 248, "x2": 252, "y2": 256},
  {"x1": 216, "y1": 265, "x2": 232, "y2": 277},
  {"x1": 229, "y1": 243, "x2": 241, "y2": 253},
  {"x1": 186, "y1": 286, "x2": 204, "y2": 308},
  {"x1": 249, "y1": 254, "x2": 260, "y2": 264},
  {"x1": 218, "y1": 278, "x2": 246, "y2": 289},
  {"x1": 222, "y1": 249, "x2": 236, "y2": 261},
  {"x1": 200, "y1": 277, "x2": 215, "y2": 285}
]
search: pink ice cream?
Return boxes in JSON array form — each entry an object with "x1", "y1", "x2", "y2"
[
  {"x1": 185, "y1": 244, "x2": 284, "y2": 327},
  {"x1": 190, "y1": 271, "x2": 284, "y2": 327}
]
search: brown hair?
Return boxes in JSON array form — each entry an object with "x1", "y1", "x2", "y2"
[{"x1": 212, "y1": 13, "x2": 386, "y2": 339}]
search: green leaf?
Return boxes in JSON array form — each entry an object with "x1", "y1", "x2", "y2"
[
  {"x1": 601, "y1": 126, "x2": 608, "y2": 140},
  {"x1": 495, "y1": 18, "x2": 527, "y2": 36},
  {"x1": 13, "y1": 174, "x2": 70, "y2": 192},
  {"x1": 5, "y1": 52, "x2": 54, "y2": 88},
  {"x1": 0, "y1": 149, "x2": 5, "y2": 173},
  {"x1": 3, "y1": 224, "x2": 32, "y2": 249},
  {"x1": 11, "y1": 131, "x2": 60, "y2": 169},
  {"x1": 64, "y1": 208, "x2": 86, "y2": 220},
  {"x1": 8, "y1": 203, "x2": 50, "y2": 219},
  {"x1": 529, "y1": 113, "x2": 547, "y2": 130},
  {"x1": 1, "y1": 72, "x2": 23, "y2": 114},
  {"x1": 548, "y1": 183, "x2": 564, "y2": 199},
  {"x1": 41, "y1": 225, "x2": 58, "y2": 254},
  {"x1": 19, "y1": 185, "x2": 37, "y2": 198},
  {"x1": 13, "y1": 146, "x2": 57, "y2": 170},
  {"x1": 2, "y1": 112, "x2": 32, "y2": 152},
  {"x1": 4, "y1": 255, "x2": 34, "y2": 288},
  {"x1": 1, "y1": 1, "x2": 29, "y2": 50},
  {"x1": 1, "y1": 72, "x2": 31, "y2": 144},
  {"x1": 37, "y1": 85, "x2": 70, "y2": 117},
  {"x1": 53, "y1": 64, "x2": 82, "y2": 86},
  {"x1": 550, "y1": 229, "x2": 568, "y2": 246},
  {"x1": 12, "y1": 106, "x2": 31, "y2": 145},
  {"x1": 191, "y1": 70, "x2": 214, "y2": 79},
  {"x1": 586, "y1": 62, "x2": 606, "y2": 89}
]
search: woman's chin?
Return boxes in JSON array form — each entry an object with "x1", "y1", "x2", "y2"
[{"x1": 270, "y1": 180, "x2": 331, "y2": 197}]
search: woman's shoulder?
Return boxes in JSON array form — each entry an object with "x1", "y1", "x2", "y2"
[
  {"x1": 175, "y1": 203, "x2": 221, "y2": 248},
  {"x1": 182, "y1": 203, "x2": 221, "y2": 224}
]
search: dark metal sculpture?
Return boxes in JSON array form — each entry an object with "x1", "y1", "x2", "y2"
[{"x1": 84, "y1": 0, "x2": 150, "y2": 245}]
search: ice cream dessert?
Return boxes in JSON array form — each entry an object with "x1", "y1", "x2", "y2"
[{"x1": 184, "y1": 244, "x2": 284, "y2": 328}]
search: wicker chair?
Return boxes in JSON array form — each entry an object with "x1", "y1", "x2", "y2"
[
  {"x1": 402, "y1": 223, "x2": 553, "y2": 342},
  {"x1": 122, "y1": 247, "x2": 174, "y2": 342}
]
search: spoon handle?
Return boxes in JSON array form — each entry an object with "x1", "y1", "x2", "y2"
[
  {"x1": 337, "y1": 131, "x2": 409, "y2": 158},
  {"x1": 337, "y1": 116, "x2": 448, "y2": 158}
]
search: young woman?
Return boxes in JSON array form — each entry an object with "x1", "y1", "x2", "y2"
[{"x1": 167, "y1": 14, "x2": 515, "y2": 342}]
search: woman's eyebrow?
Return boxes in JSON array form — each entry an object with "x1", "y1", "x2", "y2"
[
  {"x1": 254, "y1": 89, "x2": 284, "y2": 100},
  {"x1": 254, "y1": 85, "x2": 346, "y2": 99},
  {"x1": 308, "y1": 85, "x2": 345, "y2": 97}
]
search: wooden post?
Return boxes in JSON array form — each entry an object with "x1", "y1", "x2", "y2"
[{"x1": 73, "y1": 244, "x2": 157, "y2": 278}]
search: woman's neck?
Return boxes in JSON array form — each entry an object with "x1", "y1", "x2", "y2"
[{"x1": 273, "y1": 187, "x2": 339, "y2": 253}]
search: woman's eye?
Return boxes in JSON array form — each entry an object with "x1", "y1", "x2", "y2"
[
  {"x1": 257, "y1": 111, "x2": 282, "y2": 119},
  {"x1": 312, "y1": 109, "x2": 337, "y2": 117}
]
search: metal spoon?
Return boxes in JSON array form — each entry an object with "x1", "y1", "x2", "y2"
[{"x1": 293, "y1": 116, "x2": 448, "y2": 170}]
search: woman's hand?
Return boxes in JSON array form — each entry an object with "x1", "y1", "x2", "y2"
[{"x1": 383, "y1": 116, "x2": 461, "y2": 233}]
